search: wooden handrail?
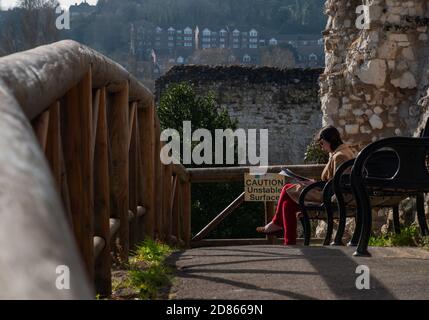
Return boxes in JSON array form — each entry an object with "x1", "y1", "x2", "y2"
[
  {"x1": 0, "y1": 40, "x2": 193, "y2": 299},
  {"x1": 188, "y1": 165, "x2": 325, "y2": 183},
  {"x1": 0, "y1": 40, "x2": 152, "y2": 120}
]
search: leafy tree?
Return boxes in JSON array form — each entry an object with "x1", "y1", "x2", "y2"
[
  {"x1": 0, "y1": 0, "x2": 59, "y2": 54},
  {"x1": 157, "y1": 83, "x2": 265, "y2": 239}
]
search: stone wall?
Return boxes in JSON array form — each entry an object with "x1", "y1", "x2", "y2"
[
  {"x1": 321, "y1": 0, "x2": 429, "y2": 149},
  {"x1": 156, "y1": 65, "x2": 323, "y2": 165}
]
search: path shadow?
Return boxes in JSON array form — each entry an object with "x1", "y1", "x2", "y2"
[
  {"x1": 166, "y1": 246, "x2": 398, "y2": 300},
  {"x1": 297, "y1": 246, "x2": 397, "y2": 300}
]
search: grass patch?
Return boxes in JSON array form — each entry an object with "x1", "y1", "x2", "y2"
[
  {"x1": 369, "y1": 226, "x2": 426, "y2": 247},
  {"x1": 111, "y1": 239, "x2": 176, "y2": 300}
]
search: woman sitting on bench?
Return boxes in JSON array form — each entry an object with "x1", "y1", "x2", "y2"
[{"x1": 256, "y1": 125, "x2": 355, "y2": 245}]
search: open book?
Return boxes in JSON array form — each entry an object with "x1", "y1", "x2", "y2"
[{"x1": 279, "y1": 168, "x2": 312, "y2": 182}]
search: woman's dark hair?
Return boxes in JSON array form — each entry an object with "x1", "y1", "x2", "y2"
[{"x1": 317, "y1": 125, "x2": 343, "y2": 151}]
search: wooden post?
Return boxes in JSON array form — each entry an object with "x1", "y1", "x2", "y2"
[
  {"x1": 265, "y1": 201, "x2": 276, "y2": 244},
  {"x1": 162, "y1": 164, "x2": 173, "y2": 242},
  {"x1": 32, "y1": 110, "x2": 50, "y2": 152},
  {"x1": 93, "y1": 87, "x2": 112, "y2": 297},
  {"x1": 107, "y1": 83, "x2": 130, "y2": 261},
  {"x1": 155, "y1": 119, "x2": 163, "y2": 240},
  {"x1": 139, "y1": 101, "x2": 156, "y2": 239},
  {"x1": 172, "y1": 176, "x2": 181, "y2": 242},
  {"x1": 182, "y1": 179, "x2": 191, "y2": 247},
  {"x1": 45, "y1": 102, "x2": 61, "y2": 190},
  {"x1": 128, "y1": 102, "x2": 138, "y2": 250},
  {"x1": 61, "y1": 69, "x2": 94, "y2": 280}
]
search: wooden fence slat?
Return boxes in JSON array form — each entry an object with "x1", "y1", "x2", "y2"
[
  {"x1": 128, "y1": 102, "x2": 138, "y2": 250},
  {"x1": 45, "y1": 102, "x2": 61, "y2": 190},
  {"x1": 182, "y1": 179, "x2": 191, "y2": 246},
  {"x1": 91, "y1": 89, "x2": 101, "y2": 162},
  {"x1": 163, "y1": 164, "x2": 173, "y2": 242},
  {"x1": 32, "y1": 110, "x2": 50, "y2": 152},
  {"x1": 61, "y1": 68, "x2": 94, "y2": 280},
  {"x1": 93, "y1": 87, "x2": 112, "y2": 297},
  {"x1": 155, "y1": 117, "x2": 163, "y2": 239},
  {"x1": 139, "y1": 102, "x2": 156, "y2": 239},
  {"x1": 107, "y1": 83, "x2": 130, "y2": 261},
  {"x1": 172, "y1": 176, "x2": 180, "y2": 242}
]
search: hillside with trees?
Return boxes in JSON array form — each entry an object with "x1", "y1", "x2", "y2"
[{"x1": 67, "y1": 0, "x2": 326, "y2": 60}]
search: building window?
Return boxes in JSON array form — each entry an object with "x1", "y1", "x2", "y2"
[
  {"x1": 243, "y1": 54, "x2": 251, "y2": 63},
  {"x1": 184, "y1": 27, "x2": 193, "y2": 35},
  {"x1": 168, "y1": 36, "x2": 174, "y2": 41},
  {"x1": 309, "y1": 53, "x2": 318, "y2": 61},
  {"x1": 249, "y1": 29, "x2": 258, "y2": 37},
  {"x1": 269, "y1": 38, "x2": 278, "y2": 46},
  {"x1": 249, "y1": 44, "x2": 258, "y2": 49},
  {"x1": 176, "y1": 56, "x2": 184, "y2": 64},
  {"x1": 184, "y1": 42, "x2": 193, "y2": 47}
]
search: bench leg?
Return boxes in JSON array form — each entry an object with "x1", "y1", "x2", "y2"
[
  {"x1": 416, "y1": 194, "x2": 429, "y2": 236},
  {"x1": 348, "y1": 210, "x2": 361, "y2": 247},
  {"x1": 392, "y1": 205, "x2": 401, "y2": 235},
  {"x1": 301, "y1": 210, "x2": 311, "y2": 246},
  {"x1": 324, "y1": 203, "x2": 334, "y2": 246},
  {"x1": 300, "y1": 217, "x2": 306, "y2": 239},
  {"x1": 353, "y1": 188, "x2": 372, "y2": 257},
  {"x1": 332, "y1": 202, "x2": 346, "y2": 246}
]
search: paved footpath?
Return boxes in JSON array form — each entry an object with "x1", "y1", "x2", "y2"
[{"x1": 167, "y1": 245, "x2": 429, "y2": 300}]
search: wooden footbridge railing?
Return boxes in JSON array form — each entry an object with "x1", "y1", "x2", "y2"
[
  {"x1": 0, "y1": 40, "x2": 190, "y2": 299},
  {"x1": 0, "y1": 40, "x2": 324, "y2": 299}
]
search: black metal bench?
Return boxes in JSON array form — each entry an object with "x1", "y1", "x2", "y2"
[
  {"x1": 298, "y1": 150, "x2": 414, "y2": 247},
  {"x1": 350, "y1": 137, "x2": 429, "y2": 256}
]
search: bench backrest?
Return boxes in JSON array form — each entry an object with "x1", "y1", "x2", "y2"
[{"x1": 352, "y1": 137, "x2": 429, "y2": 191}]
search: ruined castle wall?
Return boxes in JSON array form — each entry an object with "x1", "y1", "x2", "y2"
[
  {"x1": 322, "y1": 0, "x2": 429, "y2": 149},
  {"x1": 156, "y1": 66, "x2": 323, "y2": 165}
]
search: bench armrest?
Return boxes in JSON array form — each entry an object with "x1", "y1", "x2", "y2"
[{"x1": 298, "y1": 181, "x2": 327, "y2": 207}]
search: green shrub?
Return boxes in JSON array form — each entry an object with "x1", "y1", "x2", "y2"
[
  {"x1": 304, "y1": 139, "x2": 329, "y2": 164},
  {"x1": 369, "y1": 226, "x2": 421, "y2": 247}
]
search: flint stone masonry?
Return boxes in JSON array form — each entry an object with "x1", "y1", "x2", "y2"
[
  {"x1": 156, "y1": 65, "x2": 323, "y2": 165},
  {"x1": 321, "y1": 0, "x2": 429, "y2": 149}
]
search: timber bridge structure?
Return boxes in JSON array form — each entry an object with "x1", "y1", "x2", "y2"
[{"x1": 1, "y1": 41, "x2": 429, "y2": 300}]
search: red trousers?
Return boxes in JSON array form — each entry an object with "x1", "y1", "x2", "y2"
[{"x1": 272, "y1": 183, "x2": 301, "y2": 245}]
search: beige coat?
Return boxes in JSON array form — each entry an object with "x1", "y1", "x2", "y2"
[{"x1": 286, "y1": 144, "x2": 356, "y2": 205}]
